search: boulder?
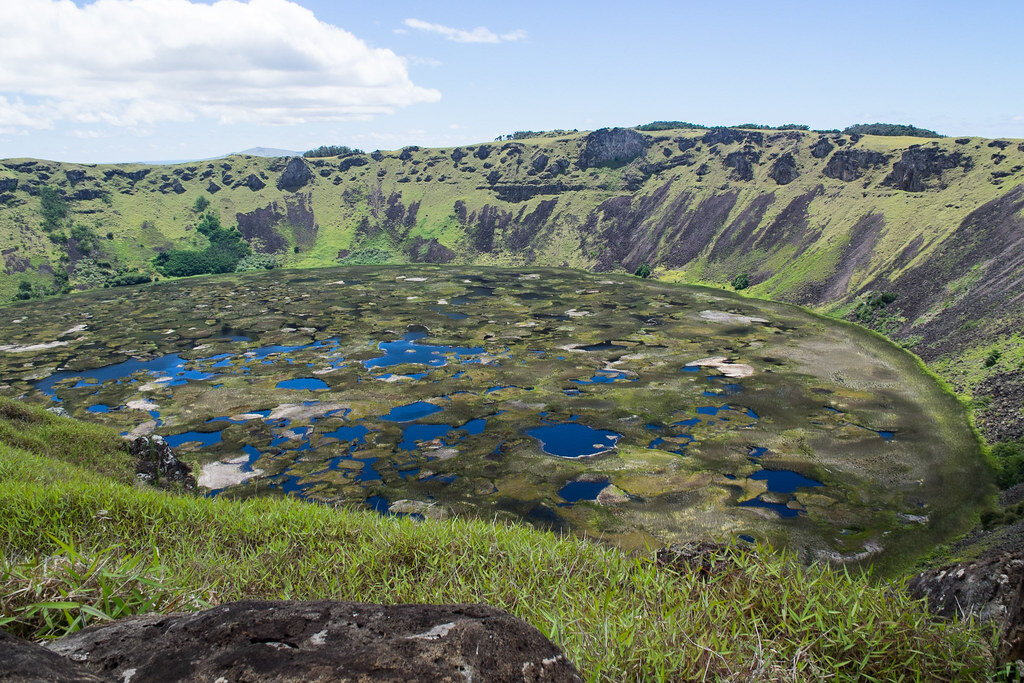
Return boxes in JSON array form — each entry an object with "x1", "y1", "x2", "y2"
[
  {"x1": 128, "y1": 435, "x2": 196, "y2": 490},
  {"x1": 46, "y1": 600, "x2": 583, "y2": 682},
  {"x1": 907, "y1": 551, "x2": 1024, "y2": 664},
  {"x1": 577, "y1": 128, "x2": 649, "y2": 169},
  {"x1": 276, "y1": 157, "x2": 313, "y2": 192},
  {"x1": 0, "y1": 628, "x2": 103, "y2": 682}
]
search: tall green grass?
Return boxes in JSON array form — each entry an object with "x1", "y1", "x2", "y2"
[{"x1": 0, "y1": 398, "x2": 996, "y2": 681}]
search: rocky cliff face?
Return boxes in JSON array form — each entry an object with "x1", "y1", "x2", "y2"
[{"x1": 2, "y1": 127, "x2": 1023, "y2": 442}]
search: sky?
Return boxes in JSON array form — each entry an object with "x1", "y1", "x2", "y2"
[{"x1": 1, "y1": 0, "x2": 1022, "y2": 163}]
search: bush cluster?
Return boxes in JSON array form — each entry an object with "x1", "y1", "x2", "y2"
[
  {"x1": 303, "y1": 145, "x2": 363, "y2": 158},
  {"x1": 635, "y1": 121, "x2": 707, "y2": 131},
  {"x1": 39, "y1": 186, "x2": 67, "y2": 233},
  {"x1": 842, "y1": 123, "x2": 943, "y2": 138},
  {"x1": 990, "y1": 440, "x2": 1024, "y2": 490},
  {"x1": 234, "y1": 253, "x2": 281, "y2": 272},
  {"x1": 153, "y1": 212, "x2": 250, "y2": 277},
  {"x1": 854, "y1": 292, "x2": 897, "y2": 322}
]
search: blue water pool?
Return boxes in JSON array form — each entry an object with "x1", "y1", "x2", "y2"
[
  {"x1": 164, "y1": 430, "x2": 223, "y2": 448},
  {"x1": 558, "y1": 479, "x2": 610, "y2": 503},
  {"x1": 276, "y1": 377, "x2": 330, "y2": 391},
  {"x1": 363, "y1": 331, "x2": 484, "y2": 369},
  {"x1": 526, "y1": 422, "x2": 621, "y2": 458},
  {"x1": 750, "y1": 469, "x2": 823, "y2": 494},
  {"x1": 379, "y1": 401, "x2": 443, "y2": 422}
]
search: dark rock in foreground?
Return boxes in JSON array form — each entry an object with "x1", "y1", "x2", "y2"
[
  {"x1": 45, "y1": 600, "x2": 583, "y2": 682},
  {"x1": 907, "y1": 552, "x2": 1024, "y2": 664},
  {"x1": 0, "y1": 628, "x2": 104, "y2": 682},
  {"x1": 128, "y1": 435, "x2": 196, "y2": 490}
]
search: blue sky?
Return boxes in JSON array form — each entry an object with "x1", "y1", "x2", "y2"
[{"x1": 1, "y1": 0, "x2": 1021, "y2": 163}]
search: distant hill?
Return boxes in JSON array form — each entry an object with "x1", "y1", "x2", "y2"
[
  {"x1": 235, "y1": 147, "x2": 301, "y2": 158},
  {"x1": 2, "y1": 126, "x2": 1023, "y2": 445}
]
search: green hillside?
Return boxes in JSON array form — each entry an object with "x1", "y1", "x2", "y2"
[
  {"x1": 2, "y1": 126, "x2": 1023, "y2": 447},
  {"x1": 0, "y1": 398, "x2": 994, "y2": 680}
]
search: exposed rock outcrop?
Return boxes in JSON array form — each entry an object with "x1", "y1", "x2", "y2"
[
  {"x1": 578, "y1": 128, "x2": 649, "y2": 168},
  {"x1": 64, "y1": 169, "x2": 88, "y2": 186},
  {"x1": 907, "y1": 552, "x2": 1024, "y2": 664},
  {"x1": 822, "y1": 149, "x2": 888, "y2": 181},
  {"x1": 724, "y1": 151, "x2": 759, "y2": 181},
  {"x1": 882, "y1": 146, "x2": 972, "y2": 192},
  {"x1": 103, "y1": 168, "x2": 150, "y2": 182},
  {"x1": 71, "y1": 188, "x2": 104, "y2": 201},
  {"x1": 239, "y1": 173, "x2": 266, "y2": 191},
  {"x1": 338, "y1": 156, "x2": 368, "y2": 172},
  {"x1": 45, "y1": 600, "x2": 583, "y2": 682},
  {"x1": 702, "y1": 127, "x2": 762, "y2": 147},
  {"x1": 158, "y1": 179, "x2": 186, "y2": 195},
  {"x1": 769, "y1": 153, "x2": 799, "y2": 185},
  {"x1": 276, "y1": 157, "x2": 313, "y2": 192},
  {"x1": 128, "y1": 435, "x2": 196, "y2": 490},
  {"x1": 810, "y1": 137, "x2": 834, "y2": 159}
]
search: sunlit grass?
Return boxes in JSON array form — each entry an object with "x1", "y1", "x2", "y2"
[{"x1": 0, "y1": 398, "x2": 995, "y2": 680}]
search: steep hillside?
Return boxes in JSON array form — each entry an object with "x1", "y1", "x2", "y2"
[{"x1": 2, "y1": 127, "x2": 1023, "y2": 442}]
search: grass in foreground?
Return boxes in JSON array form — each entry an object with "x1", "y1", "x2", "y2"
[{"x1": 0, "y1": 398, "x2": 995, "y2": 681}]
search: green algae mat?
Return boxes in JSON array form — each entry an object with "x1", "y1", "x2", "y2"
[{"x1": 0, "y1": 266, "x2": 990, "y2": 568}]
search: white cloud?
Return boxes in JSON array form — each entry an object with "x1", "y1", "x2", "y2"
[
  {"x1": 407, "y1": 56, "x2": 444, "y2": 67},
  {"x1": 403, "y1": 18, "x2": 526, "y2": 44},
  {"x1": 0, "y1": 0, "x2": 441, "y2": 130}
]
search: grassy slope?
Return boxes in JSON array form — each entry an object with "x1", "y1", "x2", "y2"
[
  {"x1": 0, "y1": 398, "x2": 995, "y2": 681},
  {"x1": 2, "y1": 131, "x2": 1021, "y2": 401}
]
